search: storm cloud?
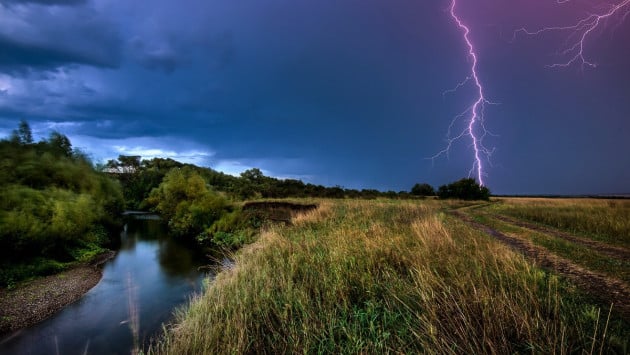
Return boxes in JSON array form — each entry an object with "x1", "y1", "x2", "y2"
[{"x1": 0, "y1": 0, "x2": 628, "y2": 194}]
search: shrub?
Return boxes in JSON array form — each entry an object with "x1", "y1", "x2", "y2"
[
  {"x1": 0, "y1": 121, "x2": 124, "y2": 285},
  {"x1": 410, "y1": 183, "x2": 435, "y2": 196},
  {"x1": 147, "y1": 168, "x2": 231, "y2": 238},
  {"x1": 437, "y1": 178, "x2": 490, "y2": 200}
]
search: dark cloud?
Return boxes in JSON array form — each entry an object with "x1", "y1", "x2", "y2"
[
  {"x1": 136, "y1": 52, "x2": 178, "y2": 73},
  {"x1": 0, "y1": 35, "x2": 118, "y2": 73},
  {"x1": 127, "y1": 31, "x2": 233, "y2": 74},
  {"x1": 129, "y1": 37, "x2": 179, "y2": 73},
  {"x1": 1, "y1": 0, "x2": 86, "y2": 5},
  {"x1": 0, "y1": 3, "x2": 121, "y2": 73},
  {"x1": 0, "y1": 0, "x2": 628, "y2": 194}
]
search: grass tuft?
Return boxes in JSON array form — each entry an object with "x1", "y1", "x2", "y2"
[{"x1": 151, "y1": 200, "x2": 629, "y2": 354}]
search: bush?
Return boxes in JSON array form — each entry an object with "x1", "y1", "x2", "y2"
[
  {"x1": 411, "y1": 183, "x2": 435, "y2": 196},
  {"x1": 437, "y1": 178, "x2": 490, "y2": 200},
  {"x1": 0, "y1": 121, "x2": 124, "y2": 285},
  {"x1": 146, "y1": 168, "x2": 232, "y2": 238}
]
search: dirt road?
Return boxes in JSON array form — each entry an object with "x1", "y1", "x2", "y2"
[{"x1": 450, "y1": 210, "x2": 630, "y2": 319}]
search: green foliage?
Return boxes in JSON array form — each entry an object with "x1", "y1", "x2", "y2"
[
  {"x1": 410, "y1": 182, "x2": 435, "y2": 196},
  {"x1": 107, "y1": 157, "x2": 429, "y2": 205},
  {"x1": 10, "y1": 120, "x2": 34, "y2": 144},
  {"x1": 47, "y1": 131, "x2": 73, "y2": 157},
  {"x1": 145, "y1": 168, "x2": 270, "y2": 248},
  {"x1": 197, "y1": 209, "x2": 257, "y2": 248},
  {"x1": 208, "y1": 231, "x2": 247, "y2": 248},
  {"x1": 0, "y1": 187, "x2": 104, "y2": 255},
  {"x1": 0, "y1": 121, "x2": 124, "y2": 286},
  {"x1": 146, "y1": 168, "x2": 231, "y2": 238},
  {"x1": 0, "y1": 258, "x2": 69, "y2": 289},
  {"x1": 104, "y1": 156, "x2": 211, "y2": 209},
  {"x1": 438, "y1": 178, "x2": 490, "y2": 200}
]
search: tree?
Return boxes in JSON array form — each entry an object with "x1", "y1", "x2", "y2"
[
  {"x1": 0, "y1": 122, "x2": 125, "y2": 285},
  {"x1": 240, "y1": 168, "x2": 264, "y2": 182},
  {"x1": 117, "y1": 155, "x2": 141, "y2": 174},
  {"x1": 411, "y1": 183, "x2": 435, "y2": 196},
  {"x1": 146, "y1": 168, "x2": 229, "y2": 237},
  {"x1": 48, "y1": 131, "x2": 72, "y2": 157},
  {"x1": 437, "y1": 178, "x2": 490, "y2": 200},
  {"x1": 10, "y1": 120, "x2": 34, "y2": 144}
]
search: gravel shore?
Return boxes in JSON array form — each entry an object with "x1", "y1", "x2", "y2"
[{"x1": 0, "y1": 250, "x2": 116, "y2": 336}]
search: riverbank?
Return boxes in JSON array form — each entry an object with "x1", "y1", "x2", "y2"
[
  {"x1": 0, "y1": 250, "x2": 115, "y2": 336},
  {"x1": 151, "y1": 199, "x2": 629, "y2": 354}
]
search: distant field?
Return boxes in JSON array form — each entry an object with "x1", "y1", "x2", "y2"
[
  {"x1": 152, "y1": 198, "x2": 629, "y2": 354},
  {"x1": 463, "y1": 198, "x2": 630, "y2": 284},
  {"x1": 487, "y1": 198, "x2": 630, "y2": 248}
]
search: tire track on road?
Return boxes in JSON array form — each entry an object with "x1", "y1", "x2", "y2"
[
  {"x1": 449, "y1": 210, "x2": 630, "y2": 320},
  {"x1": 488, "y1": 213, "x2": 630, "y2": 261}
]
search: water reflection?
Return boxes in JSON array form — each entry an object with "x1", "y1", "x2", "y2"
[{"x1": 0, "y1": 218, "x2": 212, "y2": 355}]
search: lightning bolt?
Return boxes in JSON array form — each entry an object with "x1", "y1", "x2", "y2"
[
  {"x1": 513, "y1": 0, "x2": 630, "y2": 68},
  {"x1": 433, "y1": 0, "x2": 494, "y2": 186}
]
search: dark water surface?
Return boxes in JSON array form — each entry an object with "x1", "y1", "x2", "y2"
[{"x1": 0, "y1": 218, "x2": 212, "y2": 355}]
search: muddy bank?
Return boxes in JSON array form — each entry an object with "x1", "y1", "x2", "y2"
[{"x1": 0, "y1": 250, "x2": 115, "y2": 336}]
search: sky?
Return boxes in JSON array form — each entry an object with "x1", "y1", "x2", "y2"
[{"x1": 0, "y1": 0, "x2": 628, "y2": 195}]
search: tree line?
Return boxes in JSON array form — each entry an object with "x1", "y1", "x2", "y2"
[
  {"x1": 103, "y1": 156, "x2": 421, "y2": 209},
  {"x1": 0, "y1": 121, "x2": 124, "y2": 287},
  {"x1": 105, "y1": 156, "x2": 489, "y2": 211}
]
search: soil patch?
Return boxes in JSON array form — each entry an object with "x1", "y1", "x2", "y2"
[{"x1": 0, "y1": 250, "x2": 115, "y2": 337}]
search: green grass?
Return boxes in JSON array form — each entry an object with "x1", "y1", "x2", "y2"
[
  {"x1": 0, "y1": 258, "x2": 70, "y2": 289},
  {"x1": 467, "y1": 210, "x2": 630, "y2": 284},
  {"x1": 489, "y1": 198, "x2": 630, "y2": 248},
  {"x1": 150, "y1": 199, "x2": 629, "y2": 354},
  {"x1": 0, "y1": 242, "x2": 107, "y2": 288}
]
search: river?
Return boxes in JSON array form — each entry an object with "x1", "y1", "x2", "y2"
[{"x1": 0, "y1": 217, "x2": 213, "y2": 355}]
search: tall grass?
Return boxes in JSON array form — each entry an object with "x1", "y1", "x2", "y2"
[
  {"x1": 151, "y1": 200, "x2": 628, "y2": 354},
  {"x1": 491, "y1": 198, "x2": 630, "y2": 247},
  {"x1": 467, "y1": 212, "x2": 630, "y2": 283}
]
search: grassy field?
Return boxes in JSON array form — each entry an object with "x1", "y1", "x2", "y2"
[
  {"x1": 487, "y1": 198, "x2": 630, "y2": 248},
  {"x1": 466, "y1": 198, "x2": 630, "y2": 286},
  {"x1": 151, "y1": 199, "x2": 629, "y2": 354}
]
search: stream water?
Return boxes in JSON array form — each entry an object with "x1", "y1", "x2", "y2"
[{"x1": 0, "y1": 217, "x2": 212, "y2": 355}]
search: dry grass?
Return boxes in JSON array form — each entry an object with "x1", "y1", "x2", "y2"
[
  {"x1": 151, "y1": 199, "x2": 628, "y2": 354},
  {"x1": 465, "y1": 212, "x2": 630, "y2": 283},
  {"x1": 490, "y1": 198, "x2": 630, "y2": 247}
]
